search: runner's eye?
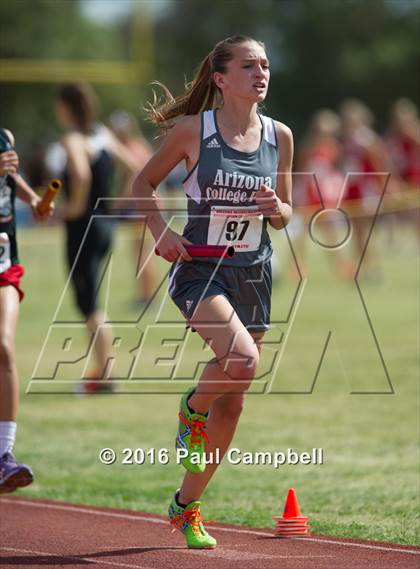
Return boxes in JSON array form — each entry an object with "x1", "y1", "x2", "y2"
[{"x1": 242, "y1": 63, "x2": 269, "y2": 70}]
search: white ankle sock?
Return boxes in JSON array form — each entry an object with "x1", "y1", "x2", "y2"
[{"x1": 0, "y1": 421, "x2": 17, "y2": 456}]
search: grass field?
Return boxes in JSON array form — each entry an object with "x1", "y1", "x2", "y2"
[{"x1": 13, "y1": 215, "x2": 420, "y2": 545}]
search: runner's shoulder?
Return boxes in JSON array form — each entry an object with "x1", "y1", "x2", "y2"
[
  {"x1": 168, "y1": 115, "x2": 201, "y2": 152},
  {"x1": 272, "y1": 120, "x2": 293, "y2": 146},
  {"x1": 172, "y1": 115, "x2": 200, "y2": 134},
  {"x1": 61, "y1": 131, "x2": 86, "y2": 154}
]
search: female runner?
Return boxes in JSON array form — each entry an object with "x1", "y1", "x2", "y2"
[
  {"x1": 133, "y1": 35, "x2": 293, "y2": 548},
  {"x1": 340, "y1": 99, "x2": 394, "y2": 279},
  {"x1": 296, "y1": 109, "x2": 349, "y2": 278},
  {"x1": 387, "y1": 98, "x2": 420, "y2": 236},
  {"x1": 53, "y1": 84, "x2": 138, "y2": 391},
  {"x1": 0, "y1": 128, "x2": 52, "y2": 492}
]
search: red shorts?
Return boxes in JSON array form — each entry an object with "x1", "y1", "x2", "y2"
[{"x1": 0, "y1": 264, "x2": 25, "y2": 301}]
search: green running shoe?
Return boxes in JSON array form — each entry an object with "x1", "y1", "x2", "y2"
[
  {"x1": 168, "y1": 491, "x2": 217, "y2": 549},
  {"x1": 176, "y1": 387, "x2": 208, "y2": 474}
]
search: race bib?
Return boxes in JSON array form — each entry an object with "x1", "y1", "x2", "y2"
[
  {"x1": 207, "y1": 206, "x2": 263, "y2": 252},
  {"x1": 0, "y1": 232, "x2": 11, "y2": 274}
]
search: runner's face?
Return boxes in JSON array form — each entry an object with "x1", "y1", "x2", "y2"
[
  {"x1": 54, "y1": 100, "x2": 74, "y2": 129},
  {"x1": 214, "y1": 42, "x2": 270, "y2": 103}
]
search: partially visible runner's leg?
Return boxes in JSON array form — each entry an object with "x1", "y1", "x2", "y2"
[
  {"x1": 0, "y1": 285, "x2": 33, "y2": 493},
  {"x1": 178, "y1": 329, "x2": 264, "y2": 505},
  {"x1": 171, "y1": 294, "x2": 263, "y2": 548},
  {"x1": 176, "y1": 294, "x2": 260, "y2": 473}
]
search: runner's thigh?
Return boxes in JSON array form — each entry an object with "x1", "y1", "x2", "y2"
[{"x1": 189, "y1": 294, "x2": 259, "y2": 365}]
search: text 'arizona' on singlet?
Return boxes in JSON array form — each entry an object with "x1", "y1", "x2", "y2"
[
  {"x1": 182, "y1": 110, "x2": 278, "y2": 266},
  {"x1": 0, "y1": 129, "x2": 18, "y2": 272}
]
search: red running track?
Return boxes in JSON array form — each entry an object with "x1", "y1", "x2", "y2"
[{"x1": 1, "y1": 497, "x2": 419, "y2": 569}]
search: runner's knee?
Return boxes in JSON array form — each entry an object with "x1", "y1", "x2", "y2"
[
  {"x1": 0, "y1": 338, "x2": 15, "y2": 371},
  {"x1": 222, "y1": 344, "x2": 259, "y2": 381}
]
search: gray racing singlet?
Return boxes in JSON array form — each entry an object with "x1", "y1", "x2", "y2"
[{"x1": 182, "y1": 110, "x2": 278, "y2": 266}]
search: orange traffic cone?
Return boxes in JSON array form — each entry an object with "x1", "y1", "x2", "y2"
[{"x1": 273, "y1": 488, "x2": 310, "y2": 537}]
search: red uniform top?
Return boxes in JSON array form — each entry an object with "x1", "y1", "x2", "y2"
[
  {"x1": 342, "y1": 126, "x2": 380, "y2": 201},
  {"x1": 387, "y1": 132, "x2": 420, "y2": 187},
  {"x1": 300, "y1": 139, "x2": 343, "y2": 208}
]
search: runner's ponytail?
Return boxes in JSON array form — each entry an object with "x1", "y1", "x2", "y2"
[{"x1": 147, "y1": 35, "x2": 264, "y2": 130}]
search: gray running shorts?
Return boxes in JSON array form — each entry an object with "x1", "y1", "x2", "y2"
[{"x1": 168, "y1": 260, "x2": 272, "y2": 332}]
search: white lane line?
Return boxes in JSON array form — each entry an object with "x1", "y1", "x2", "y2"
[
  {"x1": 0, "y1": 546, "x2": 153, "y2": 569},
  {"x1": 299, "y1": 536, "x2": 420, "y2": 555},
  {"x1": 1, "y1": 498, "x2": 419, "y2": 556},
  {"x1": 1, "y1": 545, "x2": 334, "y2": 565},
  {"x1": 186, "y1": 548, "x2": 334, "y2": 560},
  {"x1": 186, "y1": 548, "x2": 279, "y2": 561}
]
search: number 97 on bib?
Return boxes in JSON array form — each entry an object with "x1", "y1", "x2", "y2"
[{"x1": 207, "y1": 206, "x2": 263, "y2": 252}]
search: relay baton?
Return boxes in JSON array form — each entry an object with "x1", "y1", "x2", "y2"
[
  {"x1": 155, "y1": 244, "x2": 235, "y2": 258},
  {"x1": 37, "y1": 179, "x2": 62, "y2": 215}
]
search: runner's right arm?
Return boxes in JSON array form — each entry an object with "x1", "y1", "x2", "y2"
[{"x1": 132, "y1": 116, "x2": 200, "y2": 262}]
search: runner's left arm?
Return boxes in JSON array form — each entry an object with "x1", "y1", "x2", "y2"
[
  {"x1": 106, "y1": 128, "x2": 142, "y2": 178},
  {"x1": 15, "y1": 174, "x2": 53, "y2": 220},
  {"x1": 255, "y1": 122, "x2": 293, "y2": 230},
  {"x1": 269, "y1": 122, "x2": 294, "y2": 230}
]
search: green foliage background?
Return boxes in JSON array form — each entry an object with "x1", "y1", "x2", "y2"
[{"x1": 1, "y1": 0, "x2": 419, "y2": 144}]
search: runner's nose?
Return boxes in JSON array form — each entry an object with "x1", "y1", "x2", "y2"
[{"x1": 254, "y1": 64, "x2": 267, "y2": 79}]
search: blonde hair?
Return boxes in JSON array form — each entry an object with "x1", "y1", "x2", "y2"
[
  {"x1": 391, "y1": 98, "x2": 418, "y2": 121},
  {"x1": 147, "y1": 35, "x2": 265, "y2": 129},
  {"x1": 310, "y1": 109, "x2": 340, "y2": 137},
  {"x1": 340, "y1": 98, "x2": 374, "y2": 127}
]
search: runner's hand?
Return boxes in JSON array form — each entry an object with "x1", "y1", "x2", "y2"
[
  {"x1": 30, "y1": 196, "x2": 55, "y2": 221},
  {"x1": 255, "y1": 184, "x2": 282, "y2": 217},
  {"x1": 155, "y1": 229, "x2": 192, "y2": 262},
  {"x1": 0, "y1": 151, "x2": 18, "y2": 176}
]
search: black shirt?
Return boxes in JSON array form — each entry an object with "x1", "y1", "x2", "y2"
[{"x1": 0, "y1": 173, "x2": 18, "y2": 267}]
